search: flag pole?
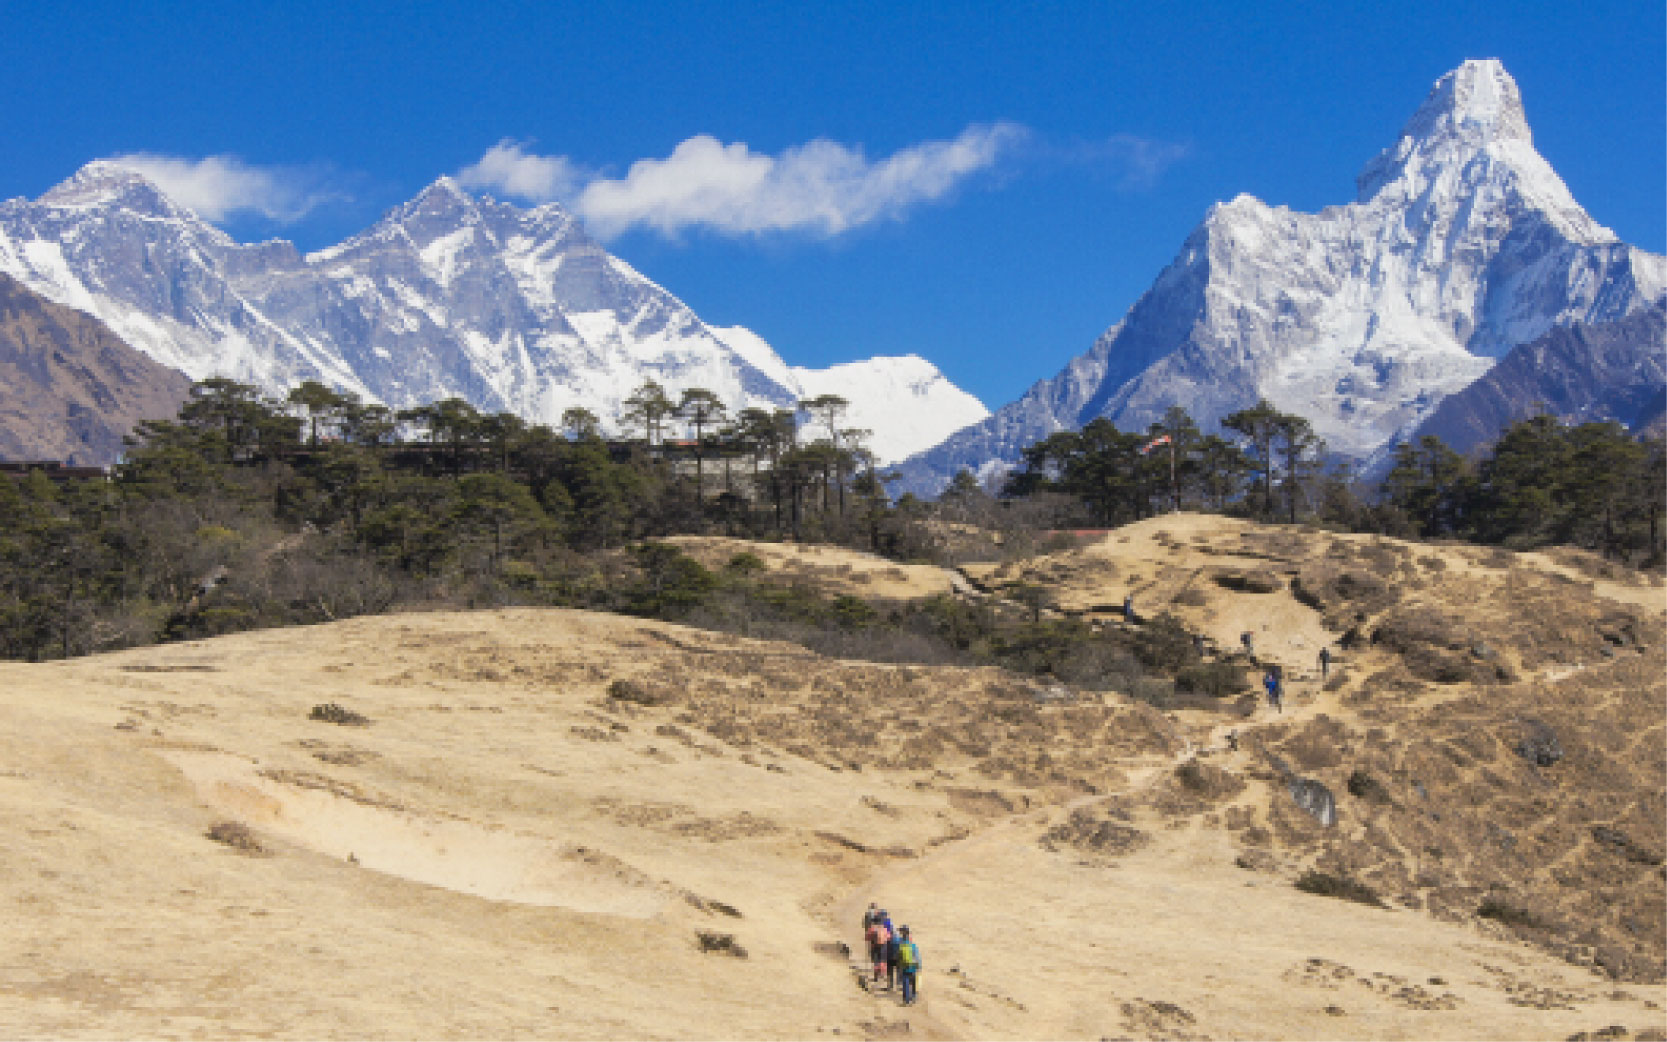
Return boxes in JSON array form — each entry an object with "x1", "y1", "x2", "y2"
[{"x1": 1168, "y1": 432, "x2": 1178, "y2": 512}]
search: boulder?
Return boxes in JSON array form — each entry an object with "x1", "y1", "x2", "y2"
[{"x1": 1288, "y1": 777, "x2": 1338, "y2": 827}]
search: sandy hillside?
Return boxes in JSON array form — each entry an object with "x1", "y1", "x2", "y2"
[
  {"x1": 1, "y1": 515, "x2": 1662, "y2": 1039},
  {"x1": 665, "y1": 535, "x2": 955, "y2": 600}
]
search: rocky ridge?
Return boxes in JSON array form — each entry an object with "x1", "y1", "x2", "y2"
[
  {"x1": 0, "y1": 167, "x2": 985, "y2": 464},
  {"x1": 1405, "y1": 305, "x2": 1666, "y2": 459},
  {"x1": 0, "y1": 273, "x2": 189, "y2": 464}
]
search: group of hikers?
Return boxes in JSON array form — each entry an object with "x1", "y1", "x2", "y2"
[{"x1": 860, "y1": 904, "x2": 922, "y2": 1005}]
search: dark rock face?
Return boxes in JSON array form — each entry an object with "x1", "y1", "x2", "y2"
[
  {"x1": 0, "y1": 274, "x2": 189, "y2": 465},
  {"x1": 1407, "y1": 306, "x2": 1667, "y2": 459},
  {"x1": 1592, "y1": 826, "x2": 1664, "y2": 867}
]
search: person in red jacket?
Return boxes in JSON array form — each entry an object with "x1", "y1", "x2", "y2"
[{"x1": 865, "y1": 911, "x2": 890, "y2": 983}]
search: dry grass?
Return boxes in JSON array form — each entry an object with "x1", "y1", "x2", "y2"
[
  {"x1": 0, "y1": 515, "x2": 1660, "y2": 1038},
  {"x1": 664, "y1": 535, "x2": 954, "y2": 601}
]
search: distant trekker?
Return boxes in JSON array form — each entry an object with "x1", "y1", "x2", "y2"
[
  {"x1": 866, "y1": 913, "x2": 890, "y2": 983},
  {"x1": 1263, "y1": 669, "x2": 1282, "y2": 713},
  {"x1": 897, "y1": 926, "x2": 921, "y2": 1005},
  {"x1": 1318, "y1": 646, "x2": 1332, "y2": 680},
  {"x1": 1123, "y1": 594, "x2": 1135, "y2": 622},
  {"x1": 884, "y1": 916, "x2": 902, "y2": 989},
  {"x1": 1241, "y1": 631, "x2": 1255, "y2": 656}
]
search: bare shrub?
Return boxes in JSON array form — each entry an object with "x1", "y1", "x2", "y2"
[
  {"x1": 1346, "y1": 769, "x2": 1392, "y2": 805},
  {"x1": 1477, "y1": 896, "x2": 1545, "y2": 930},
  {"x1": 1175, "y1": 758, "x2": 1245, "y2": 800},
  {"x1": 206, "y1": 820, "x2": 265, "y2": 854},
  {"x1": 608, "y1": 678, "x2": 674, "y2": 706},
  {"x1": 1295, "y1": 870, "x2": 1383, "y2": 908},
  {"x1": 309, "y1": 703, "x2": 370, "y2": 726},
  {"x1": 1213, "y1": 569, "x2": 1282, "y2": 593},
  {"x1": 1175, "y1": 661, "x2": 1247, "y2": 697},
  {"x1": 1041, "y1": 808, "x2": 1149, "y2": 856},
  {"x1": 696, "y1": 931, "x2": 748, "y2": 957}
]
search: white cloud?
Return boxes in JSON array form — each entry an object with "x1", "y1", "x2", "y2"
[
  {"x1": 456, "y1": 140, "x2": 585, "y2": 203},
  {"x1": 1100, "y1": 134, "x2": 1190, "y2": 189},
  {"x1": 106, "y1": 153, "x2": 339, "y2": 223},
  {"x1": 456, "y1": 124, "x2": 1027, "y2": 239},
  {"x1": 1053, "y1": 134, "x2": 1191, "y2": 189}
]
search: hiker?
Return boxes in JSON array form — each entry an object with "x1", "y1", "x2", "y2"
[
  {"x1": 884, "y1": 915, "x2": 902, "y2": 989},
  {"x1": 1241, "y1": 631, "x2": 1255, "y2": 656},
  {"x1": 1263, "y1": 668, "x2": 1282, "y2": 713},
  {"x1": 1192, "y1": 632, "x2": 1205, "y2": 658},
  {"x1": 866, "y1": 912, "x2": 890, "y2": 983},
  {"x1": 897, "y1": 926, "x2": 921, "y2": 1005},
  {"x1": 1123, "y1": 594, "x2": 1135, "y2": 622},
  {"x1": 1318, "y1": 646, "x2": 1331, "y2": 680}
]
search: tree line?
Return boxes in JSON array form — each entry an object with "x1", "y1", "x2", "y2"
[
  {"x1": 996, "y1": 399, "x2": 1664, "y2": 565},
  {"x1": 1, "y1": 378, "x2": 1658, "y2": 663},
  {"x1": 0, "y1": 376, "x2": 932, "y2": 660}
]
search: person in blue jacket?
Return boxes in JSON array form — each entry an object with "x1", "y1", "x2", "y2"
[
  {"x1": 896, "y1": 926, "x2": 921, "y2": 1005},
  {"x1": 1263, "y1": 668, "x2": 1282, "y2": 712}
]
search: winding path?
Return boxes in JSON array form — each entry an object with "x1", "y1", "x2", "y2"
[{"x1": 822, "y1": 665, "x2": 1352, "y2": 1037}]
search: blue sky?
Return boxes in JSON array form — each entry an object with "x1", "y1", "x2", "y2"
[{"x1": 3, "y1": 0, "x2": 1662, "y2": 408}]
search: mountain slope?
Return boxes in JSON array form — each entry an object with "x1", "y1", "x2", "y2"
[
  {"x1": 0, "y1": 273, "x2": 189, "y2": 465},
  {"x1": 1406, "y1": 305, "x2": 1666, "y2": 458},
  {"x1": 0, "y1": 168, "x2": 982, "y2": 463},
  {"x1": 0, "y1": 519, "x2": 1660, "y2": 1036},
  {"x1": 897, "y1": 59, "x2": 1666, "y2": 493}
]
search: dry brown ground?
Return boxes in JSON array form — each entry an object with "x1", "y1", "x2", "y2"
[
  {"x1": 1, "y1": 515, "x2": 1662, "y2": 1039},
  {"x1": 665, "y1": 534, "x2": 955, "y2": 601}
]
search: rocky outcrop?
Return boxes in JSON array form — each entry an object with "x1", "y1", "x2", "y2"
[
  {"x1": 1404, "y1": 306, "x2": 1666, "y2": 458},
  {"x1": 0, "y1": 274, "x2": 189, "y2": 464}
]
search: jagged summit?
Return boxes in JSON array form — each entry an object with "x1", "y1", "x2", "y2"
[
  {"x1": 1403, "y1": 59, "x2": 1530, "y2": 144},
  {"x1": 1355, "y1": 60, "x2": 1607, "y2": 243},
  {"x1": 895, "y1": 59, "x2": 1664, "y2": 494},
  {"x1": 33, "y1": 161, "x2": 190, "y2": 221},
  {"x1": 0, "y1": 163, "x2": 986, "y2": 464}
]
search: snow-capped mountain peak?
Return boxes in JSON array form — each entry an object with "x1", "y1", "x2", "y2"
[
  {"x1": 0, "y1": 167, "x2": 986, "y2": 465},
  {"x1": 38, "y1": 161, "x2": 180, "y2": 215},
  {"x1": 1356, "y1": 58, "x2": 1610, "y2": 244},
  {"x1": 708, "y1": 326, "x2": 989, "y2": 464},
  {"x1": 894, "y1": 59, "x2": 1664, "y2": 494},
  {"x1": 1402, "y1": 58, "x2": 1530, "y2": 144}
]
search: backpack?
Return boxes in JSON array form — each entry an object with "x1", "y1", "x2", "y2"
[{"x1": 899, "y1": 941, "x2": 919, "y2": 970}]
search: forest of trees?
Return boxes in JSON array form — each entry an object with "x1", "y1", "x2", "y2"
[
  {"x1": 0, "y1": 377, "x2": 931, "y2": 661},
  {"x1": 999, "y1": 399, "x2": 1665, "y2": 565},
  {"x1": 0, "y1": 378, "x2": 1660, "y2": 664}
]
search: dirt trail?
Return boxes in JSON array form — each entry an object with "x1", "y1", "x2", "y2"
[
  {"x1": 822, "y1": 614, "x2": 1389, "y2": 1040},
  {"x1": 827, "y1": 718, "x2": 1223, "y2": 1038}
]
